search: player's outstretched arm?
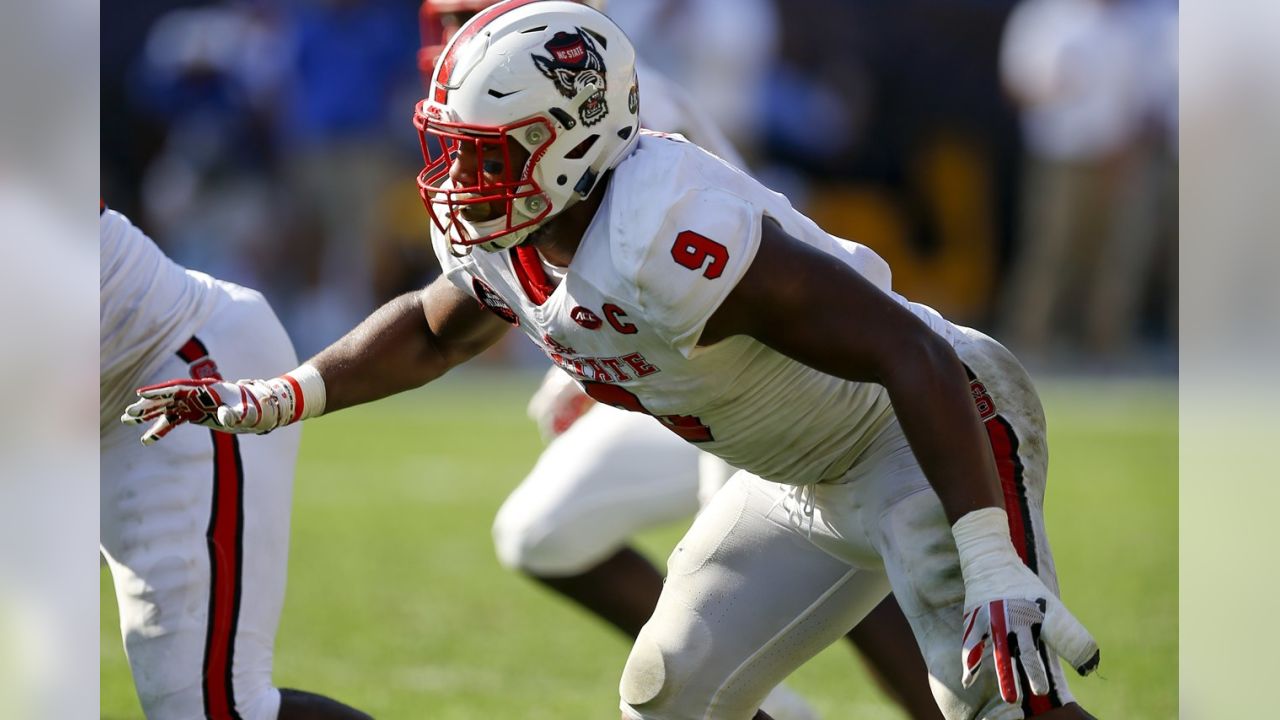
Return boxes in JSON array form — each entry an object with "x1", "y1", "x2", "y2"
[
  {"x1": 311, "y1": 275, "x2": 510, "y2": 413},
  {"x1": 122, "y1": 276, "x2": 510, "y2": 444},
  {"x1": 701, "y1": 218, "x2": 1099, "y2": 703}
]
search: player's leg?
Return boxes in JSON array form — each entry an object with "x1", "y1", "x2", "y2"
[
  {"x1": 619, "y1": 473, "x2": 891, "y2": 720},
  {"x1": 101, "y1": 286, "x2": 367, "y2": 719},
  {"x1": 499, "y1": 419, "x2": 820, "y2": 720},
  {"x1": 844, "y1": 596, "x2": 945, "y2": 720},
  {"x1": 534, "y1": 546, "x2": 664, "y2": 638},
  {"x1": 958, "y1": 327, "x2": 1096, "y2": 720},
  {"x1": 493, "y1": 403, "x2": 701, "y2": 635},
  {"x1": 852, "y1": 326, "x2": 1093, "y2": 719},
  {"x1": 102, "y1": 411, "x2": 228, "y2": 719},
  {"x1": 211, "y1": 287, "x2": 370, "y2": 720},
  {"x1": 277, "y1": 689, "x2": 374, "y2": 719}
]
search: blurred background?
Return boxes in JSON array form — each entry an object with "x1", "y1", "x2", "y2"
[
  {"x1": 97, "y1": 0, "x2": 1180, "y2": 717},
  {"x1": 101, "y1": 0, "x2": 1177, "y2": 368}
]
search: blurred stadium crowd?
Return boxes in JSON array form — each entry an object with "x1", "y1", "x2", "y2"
[{"x1": 101, "y1": 0, "x2": 1177, "y2": 367}]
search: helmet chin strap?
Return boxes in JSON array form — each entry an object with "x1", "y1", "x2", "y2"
[
  {"x1": 453, "y1": 211, "x2": 538, "y2": 253},
  {"x1": 453, "y1": 188, "x2": 582, "y2": 253}
]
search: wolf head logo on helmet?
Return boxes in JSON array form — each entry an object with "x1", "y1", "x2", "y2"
[
  {"x1": 532, "y1": 28, "x2": 609, "y2": 126},
  {"x1": 414, "y1": 0, "x2": 640, "y2": 255}
]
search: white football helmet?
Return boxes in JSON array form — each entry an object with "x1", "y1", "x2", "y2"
[
  {"x1": 415, "y1": 0, "x2": 639, "y2": 253},
  {"x1": 418, "y1": 0, "x2": 609, "y2": 82}
]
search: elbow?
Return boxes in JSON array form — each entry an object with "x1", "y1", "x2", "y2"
[{"x1": 880, "y1": 328, "x2": 963, "y2": 392}]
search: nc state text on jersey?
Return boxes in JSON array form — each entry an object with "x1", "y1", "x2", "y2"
[{"x1": 546, "y1": 350, "x2": 660, "y2": 383}]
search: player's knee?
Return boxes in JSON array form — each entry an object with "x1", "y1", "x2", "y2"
[
  {"x1": 492, "y1": 501, "x2": 613, "y2": 576},
  {"x1": 618, "y1": 608, "x2": 714, "y2": 716},
  {"x1": 492, "y1": 514, "x2": 606, "y2": 575}
]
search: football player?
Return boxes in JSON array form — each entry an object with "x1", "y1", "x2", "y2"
[
  {"x1": 125, "y1": 3, "x2": 1101, "y2": 719},
  {"x1": 102, "y1": 203, "x2": 370, "y2": 720},
  {"x1": 423, "y1": 2, "x2": 939, "y2": 718}
]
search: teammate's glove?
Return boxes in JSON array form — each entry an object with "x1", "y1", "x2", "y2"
[
  {"x1": 121, "y1": 365, "x2": 326, "y2": 445},
  {"x1": 526, "y1": 367, "x2": 596, "y2": 442},
  {"x1": 953, "y1": 507, "x2": 1100, "y2": 706}
]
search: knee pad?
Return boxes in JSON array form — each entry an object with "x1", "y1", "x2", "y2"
[{"x1": 618, "y1": 606, "x2": 713, "y2": 714}]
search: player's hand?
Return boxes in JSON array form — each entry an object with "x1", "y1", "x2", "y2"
[
  {"x1": 953, "y1": 508, "x2": 1100, "y2": 706},
  {"x1": 526, "y1": 368, "x2": 596, "y2": 441},
  {"x1": 121, "y1": 377, "x2": 297, "y2": 445}
]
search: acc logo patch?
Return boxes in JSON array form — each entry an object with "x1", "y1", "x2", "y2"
[
  {"x1": 570, "y1": 305, "x2": 603, "y2": 330},
  {"x1": 532, "y1": 28, "x2": 609, "y2": 126},
  {"x1": 473, "y1": 278, "x2": 520, "y2": 326}
]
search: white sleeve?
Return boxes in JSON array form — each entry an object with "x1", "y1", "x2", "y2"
[{"x1": 634, "y1": 188, "x2": 762, "y2": 357}]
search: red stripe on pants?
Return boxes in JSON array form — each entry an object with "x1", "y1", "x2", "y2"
[
  {"x1": 202, "y1": 429, "x2": 243, "y2": 720},
  {"x1": 984, "y1": 418, "x2": 1030, "y2": 568},
  {"x1": 983, "y1": 415, "x2": 1055, "y2": 715},
  {"x1": 179, "y1": 336, "x2": 244, "y2": 719}
]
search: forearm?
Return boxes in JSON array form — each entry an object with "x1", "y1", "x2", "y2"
[
  {"x1": 882, "y1": 336, "x2": 1003, "y2": 525},
  {"x1": 306, "y1": 291, "x2": 451, "y2": 413}
]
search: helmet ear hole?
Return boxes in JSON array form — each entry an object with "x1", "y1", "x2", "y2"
[{"x1": 565, "y1": 134, "x2": 600, "y2": 160}]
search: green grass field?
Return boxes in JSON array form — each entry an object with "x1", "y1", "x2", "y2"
[{"x1": 101, "y1": 372, "x2": 1176, "y2": 719}]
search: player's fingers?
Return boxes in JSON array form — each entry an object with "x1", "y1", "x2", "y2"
[
  {"x1": 238, "y1": 385, "x2": 262, "y2": 426},
  {"x1": 216, "y1": 405, "x2": 242, "y2": 428},
  {"x1": 140, "y1": 415, "x2": 179, "y2": 446},
  {"x1": 990, "y1": 600, "x2": 1022, "y2": 704},
  {"x1": 135, "y1": 379, "x2": 196, "y2": 397},
  {"x1": 1041, "y1": 597, "x2": 1100, "y2": 675},
  {"x1": 1016, "y1": 624, "x2": 1051, "y2": 697},
  {"x1": 122, "y1": 396, "x2": 169, "y2": 421},
  {"x1": 961, "y1": 607, "x2": 990, "y2": 689}
]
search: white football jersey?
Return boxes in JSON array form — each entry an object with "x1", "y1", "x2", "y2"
[
  {"x1": 100, "y1": 208, "x2": 221, "y2": 430},
  {"x1": 434, "y1": 134, "x2": 958, "y2": 486}
]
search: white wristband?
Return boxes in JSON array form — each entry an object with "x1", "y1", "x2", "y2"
[
  {"x1": 952, "y1": 507, "x2": 1019, "y2": 578},
  {"x1": 281, "y1": 364, "x2": 327, "y2": 422}
]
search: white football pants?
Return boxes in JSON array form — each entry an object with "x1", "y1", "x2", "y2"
[
  {"x1": 493, "y1": 403, "x2": 705, "y2": 576},
  {"x1": 101, "y1": 284, "x2": 299, "y2": 720},
  {"x1": 619, "y1": 328, "x2": 1076, "y2": 720}
]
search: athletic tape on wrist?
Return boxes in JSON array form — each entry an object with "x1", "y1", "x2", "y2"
[
  {"x1": 952, "y1": 507, "x2": 1018, "y2": 576},
  {"x1": 282, "y1": 364, "x2": 327, "y2": 422}
]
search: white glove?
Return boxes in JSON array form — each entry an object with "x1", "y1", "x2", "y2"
[
  {"x1": 954, "y1": 508, "x2": 1100, "y2": 706},
  {"x1": 121, "y1": 365, "x2": 325, "y2": 445},
  {"x1": 526, "y1": 367, "x2": 596, "y2": 442}
]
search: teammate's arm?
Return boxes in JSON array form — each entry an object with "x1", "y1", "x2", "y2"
[
  {"x1": 701, "y1": 216, "x2": 1002, "y2": 524},
  {"x1": 123, "y1": 276, "x2": 510, "y2": 442}
]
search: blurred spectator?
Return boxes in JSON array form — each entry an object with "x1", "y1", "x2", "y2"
[
  {"x1": 100, "y1": 0, "x2": 1176, "y2": 370},
  {"x1": 129, "y1": 3, "x2": 288, "y2": 292},
  {"x1": 998, "y1": 0, "x2": 1176, "y2": 359},
  {"x1": 271, "y1": 0, "x2": 422, "y2": 357},
  {"x1": 760, "y1": 0, "x2": 1023, "y2": 325},
  {"x1": 607, "y1": 0, "x2": 779, "y2": 163}
]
